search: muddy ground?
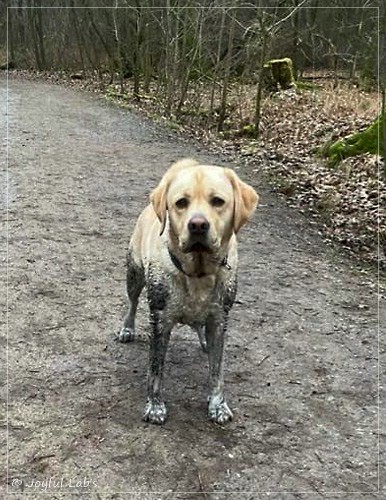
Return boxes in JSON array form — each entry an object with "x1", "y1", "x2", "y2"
[{"x1": 0, "y1": 78, "x2": 384, "y2": 499}]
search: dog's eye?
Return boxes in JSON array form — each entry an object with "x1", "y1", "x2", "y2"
[
  {"x1": 211, "y1": 196, "x2": 225, "y2": 207},
  {"x1": 175, "y1": 198, "x2": 189, "y2": 209}
]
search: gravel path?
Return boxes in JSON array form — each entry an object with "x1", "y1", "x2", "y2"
[{"x1": 0, "y1": 78, "x2": 383, "y2": 499}]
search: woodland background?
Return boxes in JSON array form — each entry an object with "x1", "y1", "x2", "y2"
[{"x1": 1, "y1": 0, "x2": 385, "y2": 267}]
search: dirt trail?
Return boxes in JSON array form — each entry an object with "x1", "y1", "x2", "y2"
[{"x1": 0, "y1": 78, "x2": 383, "y2": 499}]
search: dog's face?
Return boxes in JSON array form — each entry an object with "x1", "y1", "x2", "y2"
[
  {"x1": 151, "y1": 161, "x2": 258, "y2": 254},
  {"x1": 167, "y1": 166, "x2": 235, "y2": 253}
]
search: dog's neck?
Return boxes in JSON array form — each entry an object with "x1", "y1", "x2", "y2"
[
  {"x1": 168, "y1": 247, "x2": 230, "y2": 278},
  {"x1": 167, "y1": 230, "x2": 231, "y2": 278}
]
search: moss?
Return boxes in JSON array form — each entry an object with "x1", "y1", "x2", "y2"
[
  {"x1": 320, "y1": 115, "x2": 385, "y2": 166},
  {"x1": 263, "y1": 58, "x2": 296, "y2": 91}
]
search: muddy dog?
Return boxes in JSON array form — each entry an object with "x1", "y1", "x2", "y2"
[{"x1": 119, "y1": 159, "x2": 258, "y2": 424}]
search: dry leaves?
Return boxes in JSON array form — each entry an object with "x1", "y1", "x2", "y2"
[{"x1": 8, "y1": 70, "x2": 384, "y2": 268}]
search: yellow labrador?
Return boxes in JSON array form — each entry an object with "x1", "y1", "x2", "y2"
[{"x1": 119, "y1": 159, "x2": 258, "y2": 424}]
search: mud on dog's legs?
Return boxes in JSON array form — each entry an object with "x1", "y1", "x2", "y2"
[
  {"x1": 143, "y1": 276, "x2": 171, "y2": 424},
  {"x1": 205, "y1": 314, "x2": 233, "y2": 424},
  {"x1": 193, "y1": 324, "x2": 208, "y2": 353},
  {"x1": 143, "y1": 309, "x2": 171, "y2": 424},
  {"x1": 119, "y1": 251, "x2": 144, "y2": 342}
]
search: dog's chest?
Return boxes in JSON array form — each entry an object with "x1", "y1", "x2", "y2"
[{"x1": 169, "y1": 276, "x2": 218, "y2": 324}]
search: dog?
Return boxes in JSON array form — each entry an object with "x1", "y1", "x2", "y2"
[{"x1": 119, "y1": 159, "x2": 258, "y2": 424}]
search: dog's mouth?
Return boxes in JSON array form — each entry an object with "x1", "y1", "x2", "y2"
[{"x1": 183, "y1": 241, "x2": 212, "y2": 254}]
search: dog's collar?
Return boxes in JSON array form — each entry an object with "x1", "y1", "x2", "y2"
[{"x1": 168, "y1": 249, "x2": 231, "y2": 278}]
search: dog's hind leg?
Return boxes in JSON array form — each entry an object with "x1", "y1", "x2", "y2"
[
  {"x1": 193, "y1": 324, "x2": 208, "y2": 353},
  {"x1": 119, "y1": 250, "x2": 144, "y2": 342}
]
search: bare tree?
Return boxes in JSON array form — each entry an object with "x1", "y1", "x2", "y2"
[
  {"x1": 217, "y1": 6, "x2": 236, "y2": 132},
  {"x1": 208, "y1": 6, "x2": 226, "y2": 122},
  {"x1": 0, "y1": 0, "x2": 379, "y2": 138}
]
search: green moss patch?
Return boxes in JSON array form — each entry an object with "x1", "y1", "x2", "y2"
[
  {"x1": 263, "y1": 58, "x2": 296, "y2": 91},
  {"x1": 320, "y1": 114, "x2": 385, "y2": 166}
]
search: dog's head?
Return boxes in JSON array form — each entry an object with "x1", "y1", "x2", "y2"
[{"x1": 150, "y1": 159, "x2": 258, "y2": 254}]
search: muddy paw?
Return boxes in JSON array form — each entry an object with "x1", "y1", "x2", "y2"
[
  {"x1": 208, "y1": 400, "x2": 233, "y2": 425},
  {"x1": 143, "y1": 400, "x2": 167, "y2": 425},
  {"x1": 118, "y1": 327, "x2": 135, "y2": 343}
]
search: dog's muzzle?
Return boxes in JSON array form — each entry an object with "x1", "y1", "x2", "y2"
[{"x1": 185, "y1": 214, "x2": 211, "y2": 253}]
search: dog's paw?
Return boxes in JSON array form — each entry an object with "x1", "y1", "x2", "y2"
[
  {"x1": 118, "y1": 327, "x2": 135, "y2": 343},
  {"x1": 143, "y1": 400, "x2": 167, "y2": 425},
  {"x1": 208, "y1": 399, "x2": 233, "y2": 425}
]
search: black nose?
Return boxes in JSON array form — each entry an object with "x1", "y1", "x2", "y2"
[{"x1": 188, "y1": 215, "x2": 210, "y2": 235}]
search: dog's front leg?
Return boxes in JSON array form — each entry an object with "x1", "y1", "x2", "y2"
[
  {"x1": 205, "y1": 314, "x2": 233, "y2": 424},
  {"x1": 143, "y1": 307, "x2": 171, "y2": 425}
]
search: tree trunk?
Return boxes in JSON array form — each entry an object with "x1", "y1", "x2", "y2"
[
  {"x1": 133, "y1": 8, "x2": 142, "y2": 100},
  {"x1": 350, "y1": 8, "x2": 364, "y2": 80},
  {"x1": 208, "y1": 6, "x2": 226, "y2": 124},
  {"x1": 88, "y1": 10, "x2": 115, "y2": 80},
  {"x1": 291, "y1": 0, "x2": 301, "y2": 78},
  {"x1": 7, "y1": 8, "x2": 15, "y2": 64},
  {"x1": 165, "y1": 3, "x2": 179, "y2": 115},
  {"x1": 254, "y1": 30, "x2": 269, "y2": 137},
  {"x1": 382, "y1": 87, "x2": 386, "y2": 178},
  {"x1": 217, "y1": 8, "x2": 236, "y2": 132},
  {"x1": 17, "y1": 0, "x2": 26, "y2": 48},
  {"x1": 28, "y1": 5, "x2": 42, "y2": 70},
  {"x1": 34, "y1": 0, "x2": 46, "y2": 69},
  {"x1": 142, "y1": 9, "x2": 152, "y2": 93},
  {"x1": 176, "y1": 8, "x2": 203, "y2": 116},
  {"x1": 70, "y1": 0, "x2": 85, "y2": 71}
]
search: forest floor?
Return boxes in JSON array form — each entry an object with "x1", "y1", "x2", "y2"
[
  {"x1": 0, "y1": 76, "x2": 384, "y2": 498},
  {"x1": 6, "y1": 68, "x2": 384, "y2": 272}
]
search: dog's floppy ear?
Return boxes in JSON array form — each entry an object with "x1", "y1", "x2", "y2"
[
  {"x1": 225, "y1": 168, "x2": 259, "y2": 233},
  {"x1": 150, "y1": 158, "x2": 199, "y2": 235},
  {"x1": 150, "y1": 178, "x2": 169, "y2": 235}
]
